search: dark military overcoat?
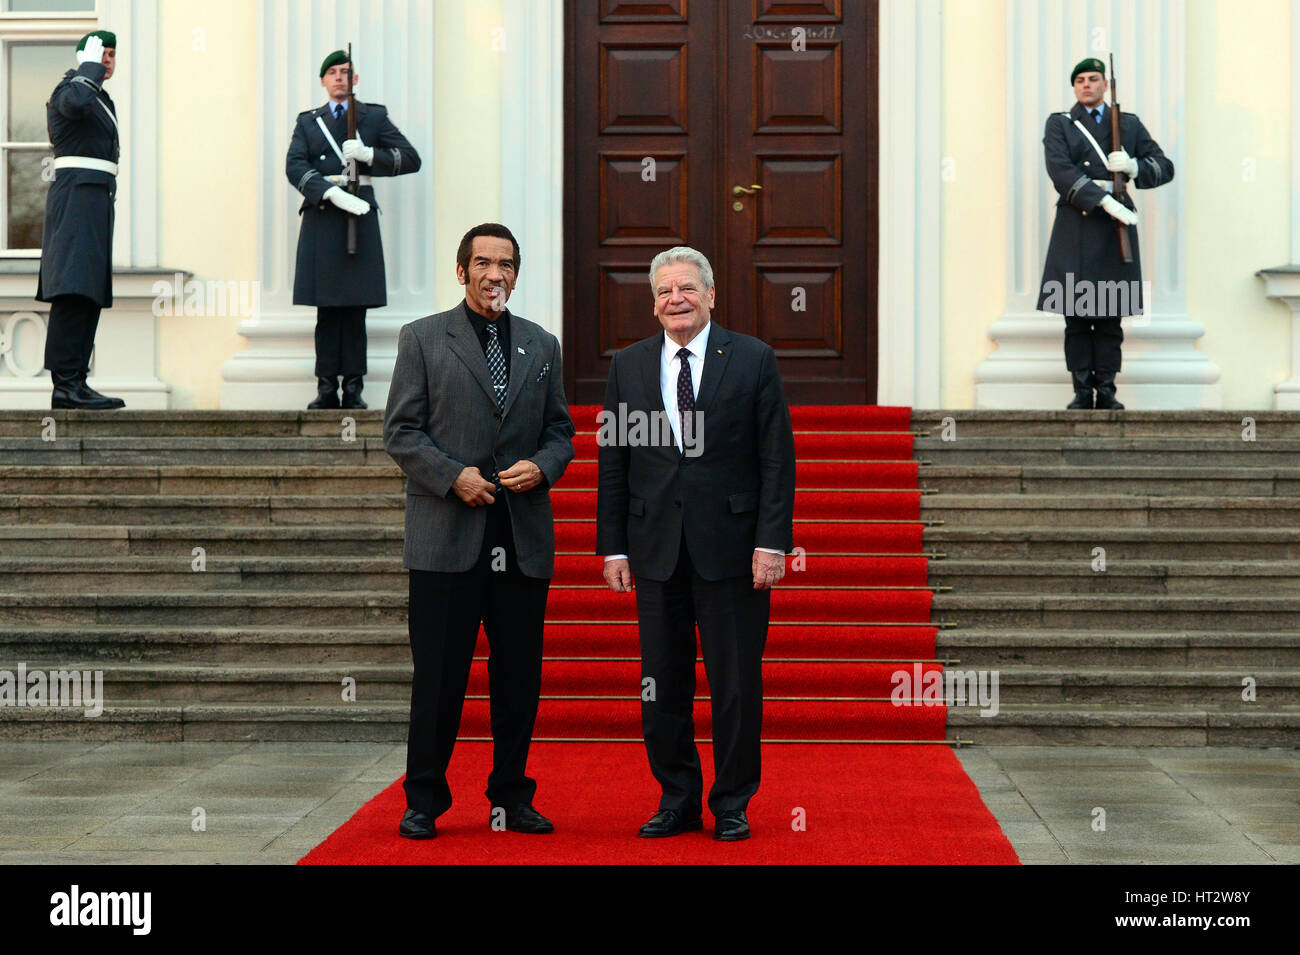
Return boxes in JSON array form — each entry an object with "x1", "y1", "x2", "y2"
[
  {"x1": 286, "y1": 100, "x2": 420, "y2": 308},
  {"x1": 1037, "y1": 101, "x2": 1174, "y2": 319},
  {"x1": 36, "y1": 61, "x2": 119, "y2": 308}
]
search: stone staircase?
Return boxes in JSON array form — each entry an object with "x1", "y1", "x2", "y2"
[
  {"x1": 1, "y1": 408, "x2": 1297, "y2": 745},
  {"x1": 918, "y1": 411, "x2": 1300, "y2": 746}
]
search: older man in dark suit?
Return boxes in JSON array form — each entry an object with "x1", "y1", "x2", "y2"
[
  {"x1": 383, "y1": 223, "x2": 574, "y2": 839},
  {"x1": 597, "y1": 246, "x2": 796, "y2": 841}
]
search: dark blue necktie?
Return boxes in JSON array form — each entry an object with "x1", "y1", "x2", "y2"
[
  {"x1": 334, "y1": 104, "x2": 345, "y2": 120},
  {"x1": 1091, "y1": 108, "x2": 1101, "y2": 124}
]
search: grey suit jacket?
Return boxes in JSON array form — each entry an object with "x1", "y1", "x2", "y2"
[{"x1": 383, "y1": 305, "x2": 575, "y2": 577}]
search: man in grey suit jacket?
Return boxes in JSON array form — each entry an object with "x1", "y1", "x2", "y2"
[{"x1": 383, "y1": 223, "x2": 574, "y2": 839}]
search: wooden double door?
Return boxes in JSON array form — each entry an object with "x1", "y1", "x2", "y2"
[{"x1": 563, "y1": 0, "x2": 878, "y2": 404}]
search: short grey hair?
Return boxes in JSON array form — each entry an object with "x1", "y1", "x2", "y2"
[{"x1": 648, "y1": 246, "x2": 714, "y2": 294}]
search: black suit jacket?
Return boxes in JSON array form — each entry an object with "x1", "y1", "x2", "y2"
[{"x1": 596, "y1": 324, "x2": 796, "y2": 582}]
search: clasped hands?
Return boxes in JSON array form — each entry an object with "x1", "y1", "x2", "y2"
[{"x1": 452, "y1": 461, "x2": 542, "y2": 507}]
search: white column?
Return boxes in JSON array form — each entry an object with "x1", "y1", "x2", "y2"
[
  {"x1": 500, "y1": 0, "x2": 563, "y2": 343},
  {"x1": 221, "y1": 0, "x2": 436, "y2": 409},
  {"x1": 1258, "y1": 0, "x2": 1300, "y2": 409},
  {"x1": 974, "y1": 0, "x2": 1221, "y2": 409},
  {"x1": 876, "y1": 0, "x2": 943, "y2": 408}
]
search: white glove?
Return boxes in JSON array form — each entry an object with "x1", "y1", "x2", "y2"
[
  {"x1": 323, "y1": 186, "x2": 370, "y2": 216},
  {"x1": 1106, "y1": 149, "x2": 1139, "y2": 179},
  {"x1": 325, "y1": 174, "x2": 349, "y2": 187},
  {"x1": 1100, "y1": 194, "x2": 1137, "y2": 226},
  {"x1": 76, "y1": 35, "x2": 103, "y2": 67},
  {"x1": 342, "y1": 139, "x2": 374, "y2": 164}
]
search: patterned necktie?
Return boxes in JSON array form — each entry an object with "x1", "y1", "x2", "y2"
[
  {"x1": 676, "y1": 347, "x2": 694, "y2": 447},
  {"x1": 486, "y1": 322, "x2": 508, "y2": 410}
]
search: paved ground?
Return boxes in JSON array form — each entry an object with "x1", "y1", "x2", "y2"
[
  {"x1": 0, "y1": 742, "x2": 1294, "y2": 863},
  {"x1": 957, "y1": 746, "x2": 1300, "y2": 864}
]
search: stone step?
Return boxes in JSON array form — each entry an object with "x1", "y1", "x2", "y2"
[
  {"x1": 7, "y1": 624, "x2": 1297, "y2": 668},
  {"x1": 913, "y1": 436, "x2": 1300, "y2": 467},
  {"x1": 1, "y1": 661, "x2": 1291, "y2": 705},
  {"x1": 3, "y1": 554, "x2": 1296, "y2": 596},
  {"x1": 0, "y1": 437, "x2": 389, "y2": 467},
  {"x1": 927, "y1": 559, "x2": 1300, "y2": 595},
  {"x1": 3, "y1": 409, "x2": 1288, "y2": 439},
  {"x1": 8, "y1": 592, "x2": 1300, "y2": 631},
  {"x1": 3, "y1": 700, "x2": 1295, "y2": 745},
  {"x1": 932, "y1": 594, "x2": 1300, "y2": 630},
  {"x1": 0, "y1": 465, "x2": 406, "y2": 496},
  {"x1": 0, "y1": 524, "x2": 406, "y2": 557},
  {"x1": 944, "y1": 703, "x2": 1300, "y2": 746},
  {"x1": 0, "y1": 410, "x2": 384, "y2": 438},
  {"x1": 922, "y1": 494, "x2": 1300, "y2": 528},
  {"x1": 0, "y1": 625, "x2": 412, "y2": 664},
  {"x1": 923, "y1": 526, "x2": 1300, "y2": 561},
  {"x1": 919, "y1": 465, "x2": 1300, "y2": 496},
  {"x1": 938, "y1": 629, "x2": 1300, "y2": 666},
  {"x1": 0, "y1": 494, "x2": 406, "y2": 526},
  {"x1": 910, "y1": 410, "x2": 1296, "y2": 438}
]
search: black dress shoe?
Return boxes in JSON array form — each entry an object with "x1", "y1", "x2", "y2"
[
  {"x1": 340, "y1": 374, "x2": 368, "y2": 409},
  {"x1": 51, "y1": 373, "x2": 124, "y2": 410},
  {"x1": 399, "y1": 808, "x2": 436, "y2": 839},
  {"x1": 638, "y1": 808, "x2": 703, "y2": 838},
  {"x1": 713, "y1": 810, "x2": 750, "y2": 841},
  {"x1": 307, "y1": 376, "x2": 340, "y2": 410},
  {"x1": 498, "y1": 803, "x2": 554, "y2": 833}
]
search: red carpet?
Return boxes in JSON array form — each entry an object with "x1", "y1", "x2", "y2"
[
  {"x1": 299, "y1": 405, "x2": 1018, "y2": 863},
  {"x1": 299, "y1": 742, "x2": 1019, "y2": 865}
]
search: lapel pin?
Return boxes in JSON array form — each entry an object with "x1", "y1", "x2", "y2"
[
  {"x1": 716, "y1": 349, "x2": 723, "y2": 355},
  {"x1": 517, "y1": 346, "x2": 525, "y2": 355}
]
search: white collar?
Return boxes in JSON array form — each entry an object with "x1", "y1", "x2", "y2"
[{"x1": 662, "y1": 321, "x2": 711, "y2": 362}]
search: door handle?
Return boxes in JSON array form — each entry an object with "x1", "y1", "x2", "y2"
[{"x1": 732, "y1": 184, "x2": 763, "y2": 196}]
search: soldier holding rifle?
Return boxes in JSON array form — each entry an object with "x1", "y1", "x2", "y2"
[
  {"x1": 1037, "y1": 56, "x2": 1174, "y2": 411},
  {"x1": 286, "y1": 48, "x2": 421, "y2": 409}
]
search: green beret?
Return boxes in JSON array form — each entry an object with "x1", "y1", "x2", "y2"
[
  {"x1": 1071, "y1": 57, "x2": 1105, "y2": 82},
  {"x1": 319, "y1": 50, "x2": 352, "y2": 77},
  {"x1": 76, "y1": 30, "x2": 117, "y2": 52}
]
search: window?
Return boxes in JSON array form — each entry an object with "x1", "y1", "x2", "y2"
[{"x1": 0, "y1": 0, "x2": 96, "y2": 255}]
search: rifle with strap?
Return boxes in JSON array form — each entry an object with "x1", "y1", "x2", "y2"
[{"x1": 1109, "y1": 53, "x2": 1134, "y2": 264}]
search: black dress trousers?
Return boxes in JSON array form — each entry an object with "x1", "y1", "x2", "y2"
[
  {"x1": 403, "y1": 496, "x2": 550, "y2": 818},
  {"x1": 1064, "y1": 316, "x2": 1124, "y2": 373},
  {"x1": 314, "y1": 305, "x2": 368, "y2": 377},
  {"x1": 634, "y1": 533, "x2": 770, "y2": 816},
  {"x1": 44, "y1": 293, "x2": 102, "y2": 378}
]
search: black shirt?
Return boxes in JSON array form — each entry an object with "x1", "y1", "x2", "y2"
[{"x1": 462, "y1": 299, "x2": 510, "y2": 378}]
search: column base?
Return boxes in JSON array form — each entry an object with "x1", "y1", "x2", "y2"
[{"x1": 974, "y1": 312, "x2": 1223, "y2": 410}]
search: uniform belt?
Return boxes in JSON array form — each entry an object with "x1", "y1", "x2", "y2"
[
  {"x1": 1092, "y1": 178, "x2": 1115, "y2": 193},
  {"x1": 53, "y1": 156, "x2": 118, "y2": 175},
  {"x1": 358, "y1": 175, "x2": 372, "y2": 186}
]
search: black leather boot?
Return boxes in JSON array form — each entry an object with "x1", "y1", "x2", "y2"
[
  {"x1": 341, "y1": 375, "x2": 367, "y2": 410},
  {"x1": 307, "y1": 376, "x2": 340, "y2": 409},
  {"x1": 51, "y1": 372, "x2": 124, "y2": 410},
  {"x1": 1093, "y1": 371, "x2": 1125, "y2": 410},
  {"x1": 1065, "y1": 369, "x2": 1093, "y2": 410}
]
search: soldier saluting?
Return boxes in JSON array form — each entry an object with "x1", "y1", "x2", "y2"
[
  {"x1": 287, "y1": 49, "x2": 421, "y2": 409},
  {"x1": 1037, "y1": 56, "x2": 1174, "y2": 410},
  {"x1": 36, "y1": 30, "x2": 126, "y2": 410}
]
